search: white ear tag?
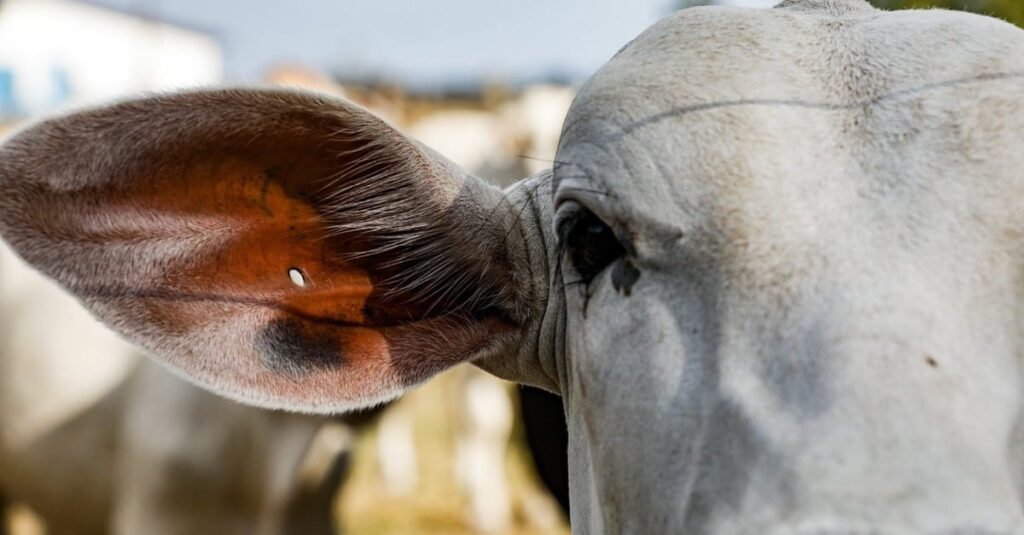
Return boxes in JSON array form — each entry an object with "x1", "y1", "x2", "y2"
[{"x1": 288, "y1": 268, "x2": 307, "y2": 287}]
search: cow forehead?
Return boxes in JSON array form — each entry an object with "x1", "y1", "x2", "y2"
[
  {"x1": 551, "y1": 3, "x2": 1024, "y2": 527},
  {"x1": 556, "y1": 0, "x2": 1024, "y2": 252},
  {"x1": 566, "y1": 0, "x2": 1024, "y2": 112}
]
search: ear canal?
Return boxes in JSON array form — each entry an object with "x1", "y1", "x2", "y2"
[{"x1": 0, "y1": 88, "x2": 523, "y2": 412}]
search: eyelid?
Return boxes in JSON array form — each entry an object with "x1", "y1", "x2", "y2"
[
  {"x1": 554, "y1": 200, "x2": 585, "y2": 246},
  {"x1": 556, "y1": 200, "x2": 632, "y2": 255}
]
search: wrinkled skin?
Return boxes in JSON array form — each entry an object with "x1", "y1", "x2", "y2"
[
  {"x1": 1, "y1": 1, "x2": 1023, "y2": 533},
  {"x1": 543, "y1": 1, "x2": 1024, "y2": 532}
]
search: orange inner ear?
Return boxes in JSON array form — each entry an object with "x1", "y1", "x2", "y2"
[
  {"x1": 106, "y1": 146, "x2": 379, "y2": 332},
  {"x1": 0, "y1": 89, "x2": 518, "y2": 409}
]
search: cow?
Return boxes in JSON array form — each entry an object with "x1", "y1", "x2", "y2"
[
  {"x1": 0, "y1": 84, "x2": 572, "y2": 535},
  {"x1": 1, "y1": 0, "x2": 1022, "y2": 532},
  {"x1": 0, "y1": 239, "x2": 364, "y2": 535}
]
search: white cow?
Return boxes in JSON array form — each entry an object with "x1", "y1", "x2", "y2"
[
  {"x1": 2, "y1": 1, "x2": 1023, "y2": 532},
  {"x1": 0, "y1": 240, "x2": 358, "y2": 535},
  {"x1": 407, "y1": 85, "x2": 575, "y2": 186},
  {"x1": 499, "y1": 85, "x2": 576, "y2": 177}
]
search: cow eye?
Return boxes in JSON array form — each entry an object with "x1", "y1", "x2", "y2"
[{"x1": 558, "y1": 206, "x2": 625, "y2": 284}]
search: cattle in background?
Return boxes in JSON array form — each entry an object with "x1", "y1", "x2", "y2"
[
  {"x1": 500, "y1": 85, "x2": 576, "y2": 177},
  {"x1": 407, "y1": 84, "x2": 575, "y2": 187}
]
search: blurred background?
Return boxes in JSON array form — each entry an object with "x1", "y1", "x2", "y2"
[{"x1": 0, "y1": 1, "x2": 1020, "y2": 534}]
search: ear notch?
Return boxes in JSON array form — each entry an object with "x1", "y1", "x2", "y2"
[{"x1": 0, "y1": 88, "x2": 522, "y2": 412}]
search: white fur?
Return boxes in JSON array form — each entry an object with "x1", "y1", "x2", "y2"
[{"x1": 549, "y1": 1, "x2": 1024, "y2": 532}]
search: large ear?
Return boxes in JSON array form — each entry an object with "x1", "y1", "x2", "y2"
[{"x1": 0, "y1": 88, "x2": 535, "y2": 412}]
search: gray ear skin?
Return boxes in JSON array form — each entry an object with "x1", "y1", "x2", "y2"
[
  {"x1": 0, "y1": 88, "x2": 555, "y2": 413},
  {"x1": 470, "y1": 171, "x2": 563, "y2": 395}
]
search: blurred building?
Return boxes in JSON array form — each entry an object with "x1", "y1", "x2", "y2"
[{"x1": 0, "y1": 0, "x2": 222, "y2": 120}]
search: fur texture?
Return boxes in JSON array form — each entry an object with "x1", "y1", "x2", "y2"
[{"x1": 0, "y1": 88, "x2": 531, "y2": 412}]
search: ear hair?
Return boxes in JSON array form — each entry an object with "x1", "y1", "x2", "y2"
[
  {"x1": 0, "y1": 88, "x2": 520, "y2": 323},
  {"x1": 0, "y1": 87, "x2": 537, "y2": 411},
  {"x1": 320, "y1": 140, "x2": 513, "y2": 318}
]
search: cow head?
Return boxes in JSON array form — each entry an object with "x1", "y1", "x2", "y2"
[{"x1": 2, "y1": 0, "x2": 1024, "y2": 531}]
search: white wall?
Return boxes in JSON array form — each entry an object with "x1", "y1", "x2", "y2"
[{"x1": 0, "y1": 0, "x2": 222, "y2": 117}]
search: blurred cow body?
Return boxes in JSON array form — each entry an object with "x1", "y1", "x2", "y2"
[{"x1": 0, "y1": 242, "x2": 356, "y2": 535}]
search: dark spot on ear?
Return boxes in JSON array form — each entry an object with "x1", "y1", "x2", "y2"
[
  {"x1": 924, "y1": 355, "x2": 938, "y2": 368},
  {"x1": 611, "y1": 259, "x2": 640, "y2": 296},
  {"x1": 264, "y1": 165, "x2": 282, "y2": 180},
  {"x1": 255, "y1": 168, "x2": 278, "y2": 217},
  {"x1": 258, "y1": 317, "x2": 345, "y2": 377}
]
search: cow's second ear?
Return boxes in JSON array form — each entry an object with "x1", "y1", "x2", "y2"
[{"x1": 0, "y1": 88, "x2": 535, "y2": 412}]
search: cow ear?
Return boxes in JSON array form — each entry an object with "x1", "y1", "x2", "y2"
[{"x1": 0, "y1": 88, "x2": 529, "y2": 412}]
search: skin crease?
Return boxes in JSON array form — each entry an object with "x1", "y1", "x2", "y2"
[
  {"x1": 1, "y1": 0, "x2": 1024, "y2": 533},
  {"x1": 550, "y1": 1, "x2": 1024, "y2": 531}
]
